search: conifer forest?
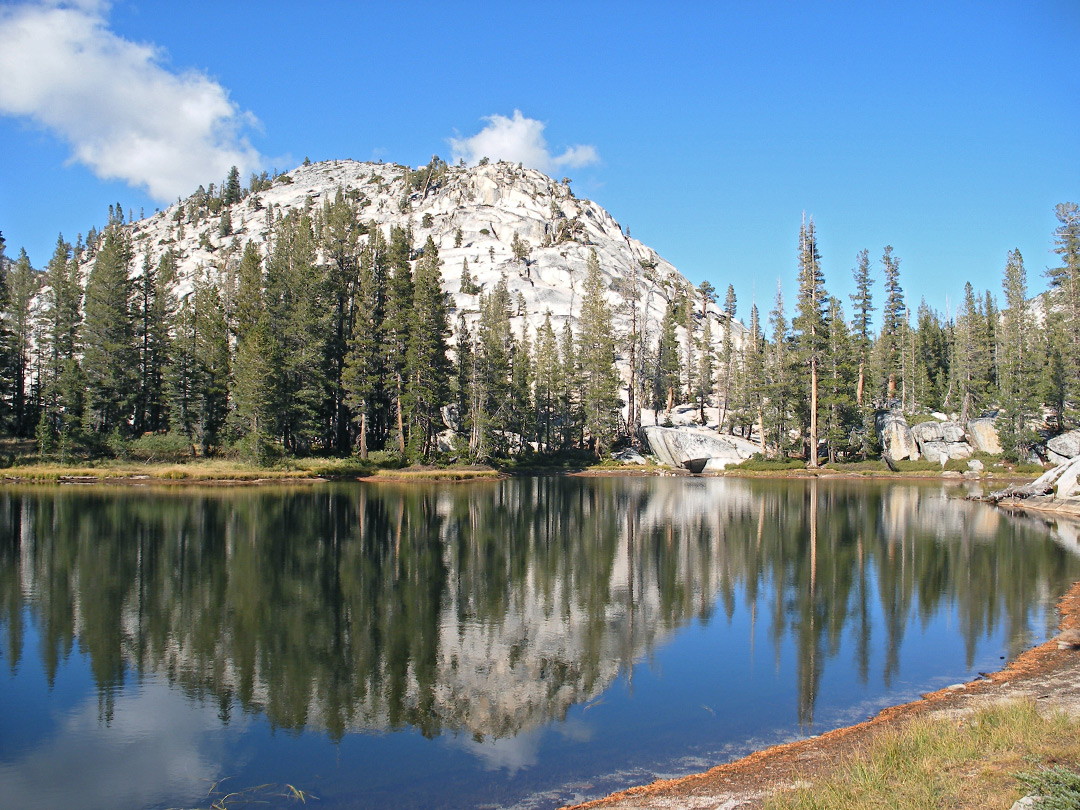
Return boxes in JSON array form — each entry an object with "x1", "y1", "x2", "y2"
[{"x1": 0, "y1": 162, "x2": 1077, "y2": 468}]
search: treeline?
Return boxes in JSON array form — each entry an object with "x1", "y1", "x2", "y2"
[
  {"x1": 0, "y1": 193, "x2": 1077, "y2": 466},
  {"x1": 0, "y1": 187, "x2": 622, "y2": 464}
]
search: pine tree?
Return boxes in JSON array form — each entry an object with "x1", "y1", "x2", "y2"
[
  {"x1": 6, "y1": 248, "x2": 39, "y2": 436},
  {"x1": 716, "y1": 284, "x2": 737, "y2": 432},
  {"x1": 534, "y1": 312, "x2": 560, "y2": 452},
  {"x1": 950, "y1": 281, "x2": 989, "y2": 423},
  {"x1": 264, "y1": 209, "x2": 328, "y2": 453},
  {"x1": 230, "y1": 241, "x2": 275, "y2": 462},
  {"x1": 793, "y1": 217, "x2": 827, "y2": 466},
  {"x1": 996, "y1": 249, "x2": 1040, "y2": 459},
  {"x1": 764, "y1": 282, "x2": 793, "y2": 456},
  {"x1": 321, "y1": 189, "x2": 363, "y2": 453},
  {"x1": 1047, "y1": 202, "x2": 1080, "y2": 423},
  {"x1": 383, "y1": 226, "x2": 414, "y2": 455},
  {"x1": 190, "y1": 270, "x2": 230, "y2": 454},
  {"x1": 343, "y1": 227, "x2": 389, "y2": 457},
  {"x1": 133, "y1": 249, "x2": 177, "y2": 435},
  {"x1": 402, "y1": 236, "x2": 451, "y2": 460},
  {"x1": 653, "y1": 301, "x2": 681, "y2": 423},
  {"x1": 878, "y1": 246, "x2": 905, "y2": 402},
  {"x1": 222, "y1": 165, "x2": 242, "y2": 206},
  {"x1": 473, "y1": 278, "x2": 515, "y2": 458},
  {"x1": 849, "y1": 249, "x2": 874, "y2": 407},
  {"x1": 577, "y1": 249, "x2": 621, "y2": 454},
  {"x1": 742, "y1": 302, "x2": 766, "y2": 451},
  {"x1": 37, "y1": 236, "x2": 85, "y2": 457},
  {"x1": 913, "y1": 301, "x2": 948, "y2": 411},
  {"x1": 82, "y1": 226, "x2": 136, "y2": 438},
  {"x1": 821, "y1": 296, "x2": 857, "y2": 462},
  {"x1": 558, "y1": 317, "x2": 581, "y2": 447}
]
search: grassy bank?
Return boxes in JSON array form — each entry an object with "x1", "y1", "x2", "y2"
[{"x1": 764, "y1": 700, "x2": 1080, "y2": 810}]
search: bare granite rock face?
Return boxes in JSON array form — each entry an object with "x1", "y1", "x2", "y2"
[
  {"x1": 910, "y1": 420, "x2": 975, "y2": 464},
  {"x1": 965, "y1": 418, "x2": 1003, "y2": 455},
  {"x1": 1048, "y1": 429, "x2": 1080, "y2": 461},
  {"x1": 642, "y1": 426, "x2": 759, "y2": 470},
  {"x1": 875, "y1": 410, "x2": 920, "y2": 461}
]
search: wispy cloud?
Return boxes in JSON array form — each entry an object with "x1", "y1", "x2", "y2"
[
  {"x1": 449, "y1": 110, "x2": 599, "y2": 175},
  {"x1": 0, "y1": 1, "x2": 263, "y2": 200}
]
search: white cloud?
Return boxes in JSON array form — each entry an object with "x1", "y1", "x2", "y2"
[
  {"x1": 449, "y1": 110, "x2": 599, "y2": 175},
  {"x1": 0, "y1": 1, "x2": 263, "y2": 200}
]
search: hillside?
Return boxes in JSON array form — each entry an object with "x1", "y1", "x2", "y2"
[{"x1": 111, "y1": 158, "x2": 744, "y2": 361}]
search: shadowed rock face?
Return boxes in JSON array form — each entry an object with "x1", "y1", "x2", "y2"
[
  {"x1": 642, "y1": 425, "x2": 759, "y2": 470},
  {"x1": 876, "y1": 410, "x2": 920, "y2": 461}
]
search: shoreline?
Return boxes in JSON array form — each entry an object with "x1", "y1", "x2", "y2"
[{"x1": 563, "y1": 549, "x2": 1080, "y2": 810}]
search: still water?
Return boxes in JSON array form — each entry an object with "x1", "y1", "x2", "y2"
[{"x1": 1, "y1": 476, "x2": 1078, "y2": 810}]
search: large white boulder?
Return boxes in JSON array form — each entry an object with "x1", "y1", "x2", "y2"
[
  {"x1": 1047, "y1": 429, "x2": 1080, "y2": 460},
  {"x1": 642, "y1": 426, "x2": 759, "y2": 470},
  {"x1": 876, "y1": 410, "x2": 919, "y2": 461},
  {"x1": 966, "y1": 418, "x2": 1002, "y2": 455}
]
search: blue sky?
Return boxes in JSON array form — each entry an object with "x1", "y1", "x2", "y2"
[{"x1": 1, "y1": 0, "x2": 1077, "y2": 322}]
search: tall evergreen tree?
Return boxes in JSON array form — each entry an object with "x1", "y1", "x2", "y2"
[
  {"x1": 402, "y1": 236, "x2": 451, "y2": 459},
  {"x1": 383, "y1": 226, "x2": 414, "y2": 455},
  {"x1": 793, "y1": 217, "x2": 826, "y2": 466},
  {"x1": 534, "y1": 312, "x2": 560, "y2": 452},
  {"x1": 878, "y1": 246, "x2": 905, "y2": 402},
  {"x1": 652, "y1": 301, "x2": 681, "y2": 422},
  {"x1": 6, "y1": 248, "x2": 39, "y2": 436},
  {"x1": 82, "y1": 226, "x2": 136, "y2": 438},
  {"x1": 849, "y1": 249, "x2": 874, "y2": 407},
  {"x1": 577, "y1": 249, "x2": 621, "y2": 454},
  {"x1": 764, "y1": 282, "x2": 794, "y2": 456},
  {"x1": 133, "y1": 249, "x2": 177, "y2": 434},
  {"x1": 320, "y1": 189, "x2": 363, "y2": 452},
  {"x1": 343, "y1": 227, "x2": 390, "y2": 456},
  {"x1": 265, "y1": 209, "x2": 327, "y2": 453},
  {"x1": 37, "y1": 236, "x2": 85, "y2": 457},
  {"x1": 996, "y1": 249, "x2": 1040, "y2": 459},
  {"x1": 1047, "y1": 202, "x2": 1080, "y2": 423},
  {"x1": 230, "y1": 241, "x2": 276, "y2": 461},
  {"x1": 821, "y1": 296, "x2": 857, "y2": 463}
]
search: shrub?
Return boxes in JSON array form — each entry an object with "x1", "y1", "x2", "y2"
[{"x1": 125, "y1": 433, "x2": 196, "y2": 463}]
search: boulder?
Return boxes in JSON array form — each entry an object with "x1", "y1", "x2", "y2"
[
  {"x1": 942, "y1": 423, "x2": 967, "y2": 443},
  {"x1": 642, "y1": 426, "x2": 759, "y2": 470},
  {"x1": 967, "y1": 459, "x2": 984, "y2": 472},
  {"x1": 966, "y1": 418, "x2": 1002, "y2": 455},
  {"x1": 920, "y1": 441, "x2": 950, "y2": 465},
  {"x1": 947, "y1": 442, "x2": 974, "y2": 460},
  {"x1": 875, "y1": 410, "x2": 919, "y2": 461},
  {"x1": 1056, "y1": 457, "x2": 1080, "y2": 500},
  {"x1": 910, "y1": 421, "x2": 943, "y2": 443},
  {"x1": 612, "y1": 448, "x2": 647, "y2": 465},
  {"x1": 1047, "y1": 429, "x2": 1080, "y2": 460}
]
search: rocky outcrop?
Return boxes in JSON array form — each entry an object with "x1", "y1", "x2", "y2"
[
  {"x1": 875, "y1": 410, "x2": 920, "y2": 461},
  {"x1": 1047, "y1": 429, "x2": 1080, "y2": 465},
  {"x1": 642, "y1": 426, "x2": 759, "y2": 470},
  {"x1": 965, "y1": 418, "x2": 1002, "y2": 455},
  {"x1": 910, "y1": 420, "x2": 974, "y2": 465}
]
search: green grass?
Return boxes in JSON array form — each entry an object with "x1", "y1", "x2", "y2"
[
  {"x1": 763, "y1": 700, "x2": 1080, "y2": 810},
  {"x1": 734, "y1": 455, "x2": 808, "y2": 472}
]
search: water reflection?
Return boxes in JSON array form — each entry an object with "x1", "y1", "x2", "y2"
[{"x1": 0, "y1": 477, "x2": 1077, "y2": 749}]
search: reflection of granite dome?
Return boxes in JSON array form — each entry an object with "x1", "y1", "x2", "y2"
[{"x1": 7, "y1": 478, "x2": 1079, "y2": 744}]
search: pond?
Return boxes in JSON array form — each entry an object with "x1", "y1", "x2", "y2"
[{"x1": 1, "y1": 476, "x2": 1078, "y2": 810}]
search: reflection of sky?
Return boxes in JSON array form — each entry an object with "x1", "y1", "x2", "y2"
[{"x1": 0, "y1": 660, "x2": 236, "y2": 810}]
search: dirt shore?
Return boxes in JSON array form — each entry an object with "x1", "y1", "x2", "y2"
[{"x1": 563, "y1": 575, "x2": 1080, "y2": 810}]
